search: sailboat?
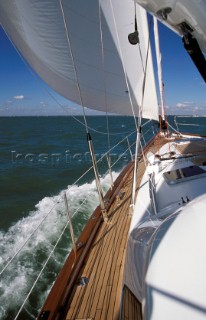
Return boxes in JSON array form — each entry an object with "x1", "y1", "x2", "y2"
[{"x1": 0, "y1": 0, "x2": 206, "y2": 319}]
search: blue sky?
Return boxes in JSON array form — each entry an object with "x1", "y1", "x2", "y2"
[{"x1": 0, "y1": 19, "x2": 205, "y2": 117}]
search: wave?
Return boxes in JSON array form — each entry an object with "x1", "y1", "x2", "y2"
[{"x1": 0, "y1": 171, "x2": 118, "y2": 319}]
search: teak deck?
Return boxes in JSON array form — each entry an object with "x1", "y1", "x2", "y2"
[
  {"x1": 38, "y1": 134, "x2": 206, "y2": 320},
  {"x1": 121, "y1": 286, "x2": 142, "y2": 320},
  {"x1": 65, "y1": 167, "x2": 134, "y2": 320},
  {"x1": 39, "y1": 135, "x2": 166, "y2": 320}
]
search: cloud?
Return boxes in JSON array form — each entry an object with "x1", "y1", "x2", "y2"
[
  {"x1": 176, "y1": 103, "x2": 186, "y2": 108},
  {"x1": 176, "y1": 101, "x2": 195, "y2": 108},
  {"x1": 40, "y1": 101, "x2": 47, "y2": 107},
  {"x1": 14, "y1": 95, "x2": 24, "y2": 100}
]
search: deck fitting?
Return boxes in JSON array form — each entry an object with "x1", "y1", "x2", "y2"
[{"x1": 76, "y1": 276, "x2": 89, "y2": 287}]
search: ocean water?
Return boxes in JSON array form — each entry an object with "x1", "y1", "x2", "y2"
[{"x1": 0, "y1": 115, "x2": 205, "y2": 319}]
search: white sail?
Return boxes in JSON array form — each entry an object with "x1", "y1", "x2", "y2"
[{"x1": 0, "y1": 0, "x2": 158, "y2": 120}]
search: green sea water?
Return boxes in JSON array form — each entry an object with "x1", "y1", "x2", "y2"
[{"x1": 0, "y1": 115, "x2": 205, "y2": 319}]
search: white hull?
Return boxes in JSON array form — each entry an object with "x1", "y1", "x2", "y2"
[
  {"x1": 124, "y1": 134, "x2": 206, "y2": 319},
  {"x1": 135, "y1": 0, "x2": 206, "y2": 54}
]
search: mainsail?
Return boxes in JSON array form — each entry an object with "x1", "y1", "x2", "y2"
[{"x1": 0, "y1": 0, "x2": 158, "y2": 120}]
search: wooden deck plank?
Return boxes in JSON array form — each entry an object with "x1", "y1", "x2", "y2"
[
  {"x1": 65, "y1": 157, "x2": 148, "y2": 320},
  {"x1": 66, "y1": 197, "x2": 123, "y2": 319},
  {"x1": 106, "y1": 215, "x2": 132, "y2": 317},
  {"x1": 100, "y1": 214, "x2": 131, "y2": 319},
  {"x1": 74, "y1": 182, "x2": 133, "y2": 319},
  {"x1": 66, "y1": 224, "x2": 104, "y2": 318},
  {"x1": 82, "y1": 202, "x2": 124, "y2": 317},
  {"x1": 39, "y1": 134, "x2": 166, "y2": 320},
  {"x1": 121, "y1": 286, "x2": 142, "y2": 320},
  {"x1": 66, "y1": 200, "x2": 124, "y2": 319},
  {"x1": 66, "y1": 233, "x2": 108, "y2": 318},
  {"x1": 65, "y1": 174, "x2": 133, "y2": 319}
]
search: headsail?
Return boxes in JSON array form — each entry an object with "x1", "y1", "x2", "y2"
[{"x1": 0, "y1": 0, "x2": 158, "y2": 120}]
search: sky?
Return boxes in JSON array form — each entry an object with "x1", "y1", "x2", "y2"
[{"x1": 0, "y1": 18, "x2": 205, "y2": 117}]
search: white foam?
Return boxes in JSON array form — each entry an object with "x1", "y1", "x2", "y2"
[{"x1": 0, "y1": 171, "x2": 118, "y2": 319}]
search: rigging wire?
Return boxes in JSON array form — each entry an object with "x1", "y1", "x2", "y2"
[
  {"x1": 0, "y1": 123, "x2": 140, "y2": 276},
  {"x1": 12, "y1": 195, "x2": 91, "y2": 318},
  {"x1": 7, "y1": 0, "x2": 137, "y2": 137},
  {"x1": 4, "y1": 1, "x2": 144, "y2": 138},
  {"x1": 11, "y1": 50, "x2": 135, "y2": 136},
  {"x1": 9, "y1": 39, "x2": 134, "y2": 136},
  {"x1": 175, "y1": 122, "x2": 204, "y2": 127},
  {"x1": 28, "y1": 78, "x2": 134, "y2": 136},
  {"x1": 0, "y1": 200, "x2": 61, "y2": 276},
  {"x1": 131, "y1": 16, "x2": 154, "y2": 207},
  {"x1": 1, "y1": 4, "x2": 160, "y2": 314},
  {"x1": 1, "y1": 124, "x2": 156, "y2": 318},
  {"x1": 98, "y1": 0, "x2": 114, "y2": 187},
  {"x1": 60, "y1": 0, "x2": 89, "y2": 134},
  {"x1": 14, "y1": 220, "x2": 70, "y2": 320},
  {"x1": 60, "y1": 0, "x2": 115, "y2": 222},
  {"x1": 109, "y1": 0, "x2": 138, "y2": 131},
  {"x1": 134, "y1": 3, "x2": 145, "y2": 74},
  {"x1": 1, "y1": 0, "x2": 152, "y2": 137},
  {"x1": 168, "y1": 122, "x2": 184, "y2": 136},
  {"x1": 0, "y1": 189, "x2": 89, "y2": 277},
  {"x1": 98, "y1": 0, "x2": 110, "y2": 146}
]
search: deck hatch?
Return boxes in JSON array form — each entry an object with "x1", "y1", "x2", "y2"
[{"x1": 164, "y1": 165, "x2": 206, "y2": 185}]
